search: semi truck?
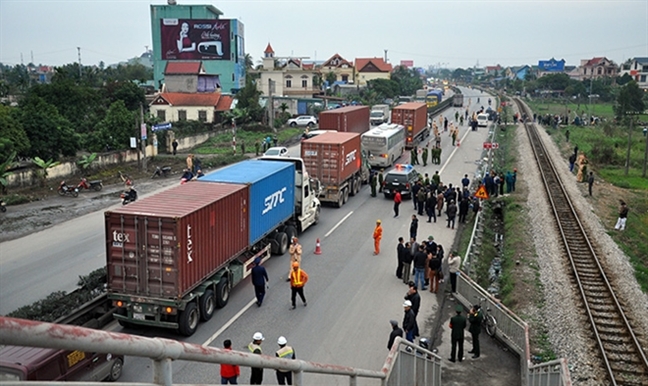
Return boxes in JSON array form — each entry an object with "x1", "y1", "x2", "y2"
[
  {"x1": 107, "y1": 159, "x2": 321, "y2": 336},
  {"x1": 390, "y1": 102, "x2": 429, "y2": 149},
  {"x1": 301, "y1": 132, "x2": 370, "y2": 208},
  {"x1": 318, "y1": 106, "x2": 370, "y2": 134},
  {"x1": 453, "y1": 93, "x2": 464, "y2": 107},
  {"x1": 369, "y1": 104, "x2": 390, "y2": 126}
]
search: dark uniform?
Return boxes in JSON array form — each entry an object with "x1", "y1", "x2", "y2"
[
  {"x1": 468, "y1": 306, "x2": 483, "y2": 358},
  {"x1": 370, "y1": 172, "x2": 377, "y2": 197},
  {"x1": 378, "y1": 170, "x2": 384, "y2": 193},
  {"x1": 449, "y1": 305, "x2": 467, "y2": 362}
]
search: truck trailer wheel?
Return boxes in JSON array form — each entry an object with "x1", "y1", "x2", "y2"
[
  {"x1": 274, "y1": 232, "x2": 288, "y2": 255},
  {"x1": 343, "y1": 188, "x2": 349, "y2": 204},
  {"x1": 314, "y1": 207, "x2": 320, "y2": 225},
  {"x1": 216, "y1": 278, "x2": 230, "y2": 308},
  {"x1": 199, "y1": 289, "x2": 216, "y2": 321},
  {"x1": 178, "y1": 302, "x2": 199, "y2": 336},
  {"x1": 336, "y1": 192, "x2": 344, "y2": 208}
]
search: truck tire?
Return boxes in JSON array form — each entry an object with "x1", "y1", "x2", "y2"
[
  {"x1": 178, "y1": 302, "x2": 199, "y2": 336},
  {"x1": 349, "y1": 178, "x2": 358, "y2": 196},
  {"x1": 342, "y1": 188, "x2": 349, "y2": 204},
  {"x1": 274, "y1": 232, "x2": 288, "y2": 255},
  {"x1": 199, "y1": 289, "x2": 216, "y2": 321},
  {"x1": 336, "y1": 192, "x2": 344, "y2": 208},
  {"x1": 314, "y1": 206, "x2": 320, "y2": 225},
  {"x1": 105, "y1": 357, "x2": 123, "y2": 381},
  {"x1": 285, "y1": 225, "x2": 297, "y2": 242},
  {"x1": 216, "y1": 278, "x2": 230, "y2": 308}
]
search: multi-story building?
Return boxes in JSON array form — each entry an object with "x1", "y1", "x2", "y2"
[
  {"x1": 619, "y1": 57, "x2": 648, "y2": 89},
  {"x1": 578, "y1": 57, "x2": 618, "y2": 80},
  {"x1": 149, "y1": 3, "x2": 245, "y2": 93},
  {"x1": 354, "y1": 58, "x2": 392, "y2": 86},
  {"x1": 321, "y1": 53, "x2": 354, "y2": 84},
  {"x1": 255, "y1": 43, "x2": 321, "y2": 98}
]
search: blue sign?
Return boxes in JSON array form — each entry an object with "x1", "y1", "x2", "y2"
[
  {"x1": 152, "y1": 122, "x2": 172, "y2": 132},
  {"x1": 538, "y1": 59, "x2": 565, "y2": 72}
]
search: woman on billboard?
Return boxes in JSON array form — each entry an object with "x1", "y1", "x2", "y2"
[{"x1": 177, "y1": 22, "x2": 196, "y2": 57}]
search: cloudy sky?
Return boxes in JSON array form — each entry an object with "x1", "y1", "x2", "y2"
[{"x1": 1, "y1": 0, "x2": 646, "y2": 69}]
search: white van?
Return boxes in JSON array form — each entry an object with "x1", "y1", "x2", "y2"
[{"x1": 476, "y1": 113, "x2": 489, "y2": 127}]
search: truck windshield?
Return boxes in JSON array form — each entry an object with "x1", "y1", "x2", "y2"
[{"x1": 370, "y1": 112, "x2": 383, "y2": 117}]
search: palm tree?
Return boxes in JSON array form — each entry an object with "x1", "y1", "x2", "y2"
[
  {"x1": 32, "y1": 157, "x2": 61, "y2": 187},
  {"x1": 0, "y1": 151, "x2": 16, "y2": 194},
  {"x1": 279, "y1": 103, "x2": 289, "y2": 113}
]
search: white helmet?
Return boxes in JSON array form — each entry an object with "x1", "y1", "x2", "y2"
[
  {"x1": 277, "y1": 336, "x2": 287, "y2": 345},
  {"x1": 253, "y1": 332, "x2": 265, "y2": 341}
]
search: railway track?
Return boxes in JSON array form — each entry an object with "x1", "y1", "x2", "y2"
[{"x1": 513, "y1": 98, "x2": 648, "y2": 385}]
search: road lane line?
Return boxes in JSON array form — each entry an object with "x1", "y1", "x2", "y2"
[
  {"x1": 324, "y1": 211, "x2": 353, "y2": 238},
  {"x1": 439, "y1": 126, "x2": 473, "y2": 175},
  {"x1": 203, "y1": 298, "x2": 256, "y2": 347}
]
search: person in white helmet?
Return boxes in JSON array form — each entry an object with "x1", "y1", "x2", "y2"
[
  {"x1": 248, "y1": 332, "x2": 264, "y2": 384},
  {"x1": 275, "y1": 336, "x2": 296, "y2": 385}
]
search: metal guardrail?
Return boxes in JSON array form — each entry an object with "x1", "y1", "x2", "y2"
[
  {"x1": 382, "y1": 337, "x2": 442, "y2": 386},
  {"x1": 527, "y1": 359, "x2": 572, "y2": 386}
]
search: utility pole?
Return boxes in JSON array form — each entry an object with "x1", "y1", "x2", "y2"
[
  {"x1": 140, "y1": 103, "x2": 147, "y2": 172},
  {"x1": 268, "y1": 79, "x2": 274, "y2": 127},
  {"x1": 625, "y1": 116, "x2": 633, "y2": 176},
  {"x1": 384, "y1": 49, "x2": 388, "y2": 63},
  {"x1": 77, "y1": 47, "x2": 82, "y2": 79}
]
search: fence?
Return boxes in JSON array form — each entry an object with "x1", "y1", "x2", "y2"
[{"x1": 0, "y1": 317, "x2": 443, "y2": 386}]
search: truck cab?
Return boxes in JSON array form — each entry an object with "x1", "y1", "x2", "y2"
[{"x1": 260, "y1": 156, "x2": 321, "y2": 232}]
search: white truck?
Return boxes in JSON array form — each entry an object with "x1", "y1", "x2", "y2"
[{"x1": 370, "y1": 104, "x2": 390, "y2": 126}]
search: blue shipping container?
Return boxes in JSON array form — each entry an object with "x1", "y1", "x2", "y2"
[{"x1": 199, "y1": 160, "x2": 295, "y2": 245}]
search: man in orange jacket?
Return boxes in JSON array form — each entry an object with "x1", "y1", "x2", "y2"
[
  {"x1": 289, "y1": 262, "x2": 308, "y2": 310},
  {"x1": 373, "y1": 219, "x2": 383, "y2": 255}
]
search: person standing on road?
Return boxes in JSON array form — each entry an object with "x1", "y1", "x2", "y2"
[
  {"x1": 426, "y1": 191, "x2": 436, "y2": 223},
  {"x1": 275, "y1": 336, "x2": 295, "y2": 385},
  {"x1": 289, "y1": 262, "x2": 308, "y2": 309},
  {"x1": 417, "y1": 188, "x2": 426, "y2": 216},
  {"x1": 401, "y1": 242, "x2": 413, "y2": 284},
  {"x1": 458, "y1": 197, "x2": 469, "y2": 224},
  {"x1": 468, "y1": 305, "x2": 483, "y2": 359},
  {"x1": 614, "y1": 200, "x2": 629, "y2": 231},
  {"x1": 409, "y1": 214, "x2": 419, "y2": 240},
  {"x1": 461, "y1": 174, "x2": 470, "y2": 189},
  {"x1": 447, "y1": 251, "x2": 461, "y2": 295},
  {"x1": 378, "y1": 169, "x2": 384, "y2": 193},
  {"x1": 287, "y1": 237, "x2": 302, "y2": 281},
  {"x1": 373, "y1": 219, "x2": 383, "y2": 255},
  {"x1": 220, "y1": 339, "x2": 240, "y2": 384},
  {"x1": 172, "y1": 139, "x2": 178, "y2": 156},
  {"x1": 402, "y1": 300, "x2": 418, "y2": 342},
  {"x1": 446, "y1": 200, "x2": 457, "y2": 229},
  {"x1": 251, "y1": 257, "x2": 269, "y2": 307},
  {"x1": 370, "y1": 172, "x2": 377, "y2": 197},
  {"x1": 404, "y1": 282, "x2": 421, "y2": 318},
  {"x1": 428, "y1": 250, "x2": 442, "y2": 293},
  {"x1": 248, "y1": 332, "x2": 265, "y2": 384},
  {"x1": 396, "y1": 237, "x2": 405, "y2": 279},
  {"x1": 255, "y1": 139, "x2": 260, "y2": 156},
  {"x1": 413, "y1": 245, "x2": 428, "y2": 291},
  {"x1": 449, "y1": 305, "x2": 467, "y2": 363},
  {"x1": 587, "y1": 172, "x2": 594, "y2": 196},
  {"x1": 393, "y1": 191, "x2": 402, "y2": 217},
  {"x1": 569, "y1": 152, "x2": 577, "y2": 173},
  {"x1": 186, "y1": 153, "x2": 194, "y2": 173},
  {"x1": 388, "y1": 320, "x2": 403, "y2": 350}
]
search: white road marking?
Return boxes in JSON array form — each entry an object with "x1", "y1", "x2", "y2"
[
  {"x1": 324, "y1": 211, "x2": 354, "y2": 238},
  {"x1": 202, "y1": 298, "x2": 256, "y2": 347},
  {"x1": 439, "y1": 127, "x2": 472, "y2": 175}
]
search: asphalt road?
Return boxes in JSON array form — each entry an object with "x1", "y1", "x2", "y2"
[{"x1": 0, "y1": 87, "x2": 498, "y2": 384}]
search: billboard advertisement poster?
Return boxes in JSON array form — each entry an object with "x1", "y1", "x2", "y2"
[
  {"x1": 400, "y1": 60, "x2": 414, "y2": 67},
  {"x1": 161, "y1": 18, "x2": 231, "y2": 60}
]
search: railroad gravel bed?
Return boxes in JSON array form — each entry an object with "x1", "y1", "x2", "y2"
[{"x1": 514, "y1": 101, "x2": 648, "y2": 384}]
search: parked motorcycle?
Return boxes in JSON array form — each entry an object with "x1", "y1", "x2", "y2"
[
  {"x1": 58, "y1": 181, "x2": 79, "y2": 198},
  {"x1": 0, "y1": 200, "x2": 6, "y2": 212},
  {"x1": 120, "y1": 187, "x2": 138, "y2": 205},
  {"x1": 151, "y1": 166, "x2": 172, "y2": 179},
  {"x1": 77, "y1": 177, "x2": 103, "y2": 191}
]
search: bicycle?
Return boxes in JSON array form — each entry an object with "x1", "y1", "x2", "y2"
[{"x1": 474, "y1": 296, "x2": 497, "y2": 337}]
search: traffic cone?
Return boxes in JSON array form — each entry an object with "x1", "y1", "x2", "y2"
[
  {"x1": 457, "y1": 140, "x2": 460, "y2": 147},
  {"x1": 314, "y1": 238, "x2": 322, "y2": 255}
]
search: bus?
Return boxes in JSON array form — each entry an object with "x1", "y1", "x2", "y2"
[
  {"x1": 426, "y1": 89, "x2": 443, "y2": 109},
  {"x1": 361, "y1": 124, "x2": 406, "y2": 168}
]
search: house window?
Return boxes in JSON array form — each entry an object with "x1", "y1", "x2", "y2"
[
  {"x1": 302, "y1": 79, "x2": 308, "y2": 88},
  {"x1": 178, "y1": 110, "x2": 187, "y2": 121},
  {"x1": 342, "y1": 74, "x2": 349, "y2": 82},
  {"x1": 157, "y1": 110, "x2": 166, "y2": 121},
  {"x1": 198, "y1": 110, "x2": 207, "y2": 122},
  {"x1": 597, "y1": 68, "x2": 602, "y2": 75},
  {"x1": 641, "y1": 75, "x2": 646, "y2": 82},
  {"x1": 286, "y1": 79, "x2": 292, "y2": 88}
]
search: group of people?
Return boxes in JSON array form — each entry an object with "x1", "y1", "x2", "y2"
[
  {"x1": 482, "y1": 169, "x2": 517, "y2": 197},
  {"x1": 220, "y1": 332, "x2": 297, "y2": 385}
]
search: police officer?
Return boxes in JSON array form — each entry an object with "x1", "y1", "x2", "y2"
[
  {"x1": 468, "y1": 305, "x2": 483, "y2": 359},
  {"x1": 448, "y1": 305, "x2": 466, "y2": 362},
  {"x1": 248, "y1": 332, "x2": 265, "y2": 384},
  {"x1": 370, "y1": 171, "x2": 377, "y2": 197},
  {"x1": 275, "y1": 336, "x2": 296, "y2": 385},
  {"x1": 378, "y1": 169, "x2": 385, "y2": 192}
]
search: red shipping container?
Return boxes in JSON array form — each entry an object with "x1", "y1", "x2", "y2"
[
  {"x1": 318, "y1": 106, "x2": 370, "y2": 134},
  {"x1": 106, "y1": 182, "x2": 248, "y2": 300},
  {"x1": 391, "y1": 102, "x2": 428, "y2": 146},
  {"x1": 301, "y1": 132, "x2": 362, "y2": 185}
]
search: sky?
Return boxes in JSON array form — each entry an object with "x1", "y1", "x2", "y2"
[{"x1": 1, "y1": 0, "x2": 647, "y2": 70}]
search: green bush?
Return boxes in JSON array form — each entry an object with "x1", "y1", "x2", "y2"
[{"x1": 3, "y1": 193, "x2": 31, "y2": 205}]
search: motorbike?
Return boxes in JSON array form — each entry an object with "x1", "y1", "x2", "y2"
[
  {"x1": 77, "y1": 177, "x2": 103, "y2": 191},
  {"x1": 0, "y1": 200, "x2": 6, "y2": 212},
  {"x1": 120, "y1": 187, "x2": 138, "y2": 205},
  {"x1": 58, "y1": 181, "x2": 79, "y2": 197},
  {"x1": 151, "y1": 166, "x2": 172, "y2": 179}
]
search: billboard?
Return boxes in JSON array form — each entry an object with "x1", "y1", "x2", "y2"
[
  {"x1": 161, "y1": 18, "x2": 230, "y2": 60},
  {"x1": 400, "y1": 60, "x2": 414, "y2": 67},
  {"x1": 538, "y1": 58, "x2": 565, "y2": 72}
]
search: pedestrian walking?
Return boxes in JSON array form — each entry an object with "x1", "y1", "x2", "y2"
[
  {"x1": 447, "y1": 251, "x2": 461, "y2": 295},
  {"x1": 172, "y1": 139, "x2": 178, "y2": 156},
  {"x1": 275, "y1": 336, "x2": 295, "y2": 385},
  {"x1": 220, "y1": 339, "x2": 240, "y2": 384},
  {"x1": 388, "y1": 320, "x2": 404, "y2": 350},
  {"x1": 248, "y1": 332, "x2": 265, "y2": 384},
  {"x1": 587, "y1": 172, "x2": 594, "y2": 196},
  {"x1": 614, "y1": 200, "x2": 629, "y2": 231},
  {"x1": 468, "y1": 305, "x2": 483, "y2": 359},
  {"x1": 448, "y1": 305, "x2": 467, "y2": 363},
  {"x1": 287, "y1": 237, "x2": 302, "y2": 280},
  {"x1": 444, "y1": 117, "x2": 448, "y2": 131},
  {"x1": 396, "y1": 237, "x2": 405, "y2": 279},
  {"x1": 401, "y1": 242, "x2": 413, "y2": 284},
  {"x1": 446, "y1": 200, "x2": 457, "y2": 229},
  {"x1": 251, "y1": 257, "x2": 269, "y2": 307},
  {"x1": 402, "y1": 300, "x2": 418, "y2": 342},
  {"x1": 373, "y1": 220, "x2": 383, "y2": 255},
  {"x1": 289, "y1": 262, "x2": 308, "y2": 309},
  {"x1": 393, "y1": 191, "x2": 402, "y2": 217}
]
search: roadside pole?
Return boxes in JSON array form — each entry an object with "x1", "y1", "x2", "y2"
[{"x1": 140, "y1": 103, "x2": 147, "y2": 172}]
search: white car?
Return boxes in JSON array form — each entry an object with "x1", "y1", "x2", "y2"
[
  {"x1": 263, "y1": 147, "x2": 289, "y2": 157},
  {"x1": 287, "y1": 115, "x2": 317, "y2": 127}
]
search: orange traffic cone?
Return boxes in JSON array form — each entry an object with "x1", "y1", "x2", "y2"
[
  {"x1": 457, "y1": 140, "x2": 460, "y2": 147},
  {"x1": 314, "y1": 238, "x2": 322, "y2": 255}
]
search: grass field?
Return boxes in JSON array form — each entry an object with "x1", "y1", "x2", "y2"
[{"x1": 193, "y1": 127, "x2": 302, "y2": 155}]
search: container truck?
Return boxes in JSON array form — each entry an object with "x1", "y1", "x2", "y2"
[
  {"x1": 318, "y1": 106, "x2": 370, "y2": 134},
  {"x1": 414, "y1": 89, "x2": 427, "y2": 103},
  {"x1": 107, "y1": 159, "x2": 321, "y2": 336},
  {"x1": 390, "y1": 102, "x2": 429, "y2": 149},
  {"x1": 369, "y1": 104, "x2": 390, "y2": 126},
  {"x1": 453, "y1": 93, "x2": 464, "y2": 107},
  {"x1": 301, "y1": 132, "x2": 370, "y2": 207}
]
